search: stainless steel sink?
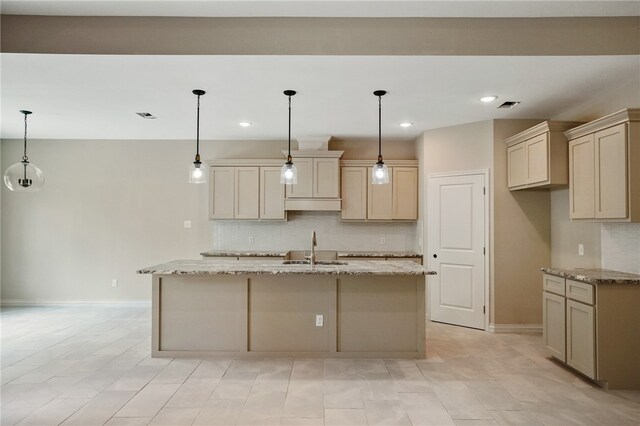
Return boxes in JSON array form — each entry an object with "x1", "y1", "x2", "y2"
[
  {"x1": 281, "y1": 259, "x2": 348, "y2": 266},
  {"x1": 285, "y1": 250, "x2": 338, "y2": 261}
]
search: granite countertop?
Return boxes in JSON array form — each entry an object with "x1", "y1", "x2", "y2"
[
  {"x1": 336, "y1": 251, "x2": 422, "y2": 258},
  {"x1": 201, "y1": 250, "x2": 422, "y2": 258},
  {"x1": 138, "y1": 259, "x2": 435, "y2": 276},
  {"x1": 541, "y1": 267, "x2": 640, "y2": 285},
  {"x1": 201, "y1": 250, "x2": 287, "y2": 257}
]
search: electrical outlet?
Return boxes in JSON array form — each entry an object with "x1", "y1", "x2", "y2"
[
  {"x1": 578, "y1": 244, "x2": 584, "y2": 256},
  {"x1": 183, "y1": 220, "x2": 192, "y2": 229},
  {"x1": 379, "y1": 237, "x2": 386, "y2": 245},
  {"x1": 249, "y1": 236, "x2": 254, "y2": 244},
  {"x1": 315, "y1": 314, "x2": 324, "y2": 327},
  {"x1": 112, "y1": 279, "x2": 118, "y2": 288}
]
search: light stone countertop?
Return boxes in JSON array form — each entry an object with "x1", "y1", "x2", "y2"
[
  {"x1": 200, "y1": 250, "x2": 422, "y2": 258},
  {"x1": 138, "y1": 259, "x2": 435, "y2": 276},
  {"x1": 541, "y1": 267, "x2": 640, "y2": 285},
  {"x1": 200, "y1": 250, "x2": 287, "y2": 257}
]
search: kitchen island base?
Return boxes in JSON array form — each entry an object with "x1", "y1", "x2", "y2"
[{"x1": 151, "y1": 274, "x2": 425, "y2": 359}]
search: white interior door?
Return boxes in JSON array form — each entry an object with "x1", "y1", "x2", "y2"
[{"x1": 428, "y1": 172, "x2": 486, "y2": 330}]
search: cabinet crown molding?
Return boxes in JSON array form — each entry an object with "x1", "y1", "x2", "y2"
[
  {"x1": 504, "y1": 120, "x2": 583, "y2": 147},
  {"x1": 341, "y1": 159, "x2": 419, "y2": 167},
  {"x1": 282, "y1": 150, "x2": 344, "y2": 158},
  {"x1": 564, "y1": 108, "x2": 640, "y2": 140}
]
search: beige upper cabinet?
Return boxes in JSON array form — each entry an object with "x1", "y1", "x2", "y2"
[
  {"x1": 392, "y1": 167, "x2": 418, "y2": 220},
  {"x1": 340, "y1": 167, "x2": 367, "y2": 220},
  {"x1": 341, "y1": 162, "x2": 418, "y2": 221},
  {"x1": 284, "y1": 150, "x2": 343, "y2": 211},
  {"x1": 210, "y1": 167, "x2": 235, "y2": 219},
  {"x1": 285, "y1": 158, "x2": 313, "y2": 198},
  {"x1": 505, "y1": 121, "x2": 581, "y2": 190},
  {"x1": 260, "y1": 167, "x2": 285, "y2": 220},
  {"x1": 210, "y1": 164, "x2": 285, "y2": 220},
  {"x1": 565, "y1": 109, "x2": 640, "y2": 222}
]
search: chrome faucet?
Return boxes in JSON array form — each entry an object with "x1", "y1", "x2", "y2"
[{"x1": 310, "y1": 231, "x2": 317, "y2": 266}]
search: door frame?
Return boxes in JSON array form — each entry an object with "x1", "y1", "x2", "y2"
[{"x1": 426, "y1": 169, "x2": 491, "y2": 331}]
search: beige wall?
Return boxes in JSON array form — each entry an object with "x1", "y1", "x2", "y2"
[
  {"x1": 492, "y1": 119, "x2": 552, "y2": 325},
  {"x1": 550, "y1": 188, "x2": 601, "y2": 268},
  {"x1": 0, "y1": 137, "x2": 417, "y2": 302}
]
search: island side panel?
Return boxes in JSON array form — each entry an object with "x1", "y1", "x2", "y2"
[
  {"x1": 155, "y1": 274, "x2": 248, "y2": 355},
  {"x1": 337, "y1": 275, "x2": 425, "y2": 358},
  {"x1": 248, "y1": 276, "x2": 336, "y2": 353}
]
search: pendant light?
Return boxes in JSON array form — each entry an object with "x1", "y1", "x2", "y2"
[
  {"x1": 188, "y1": 89, "x2": 207, "y2": 184},
  {"x1": 4, "y1": 110, "x2": 45, "y2": 191},
  {"x1": 280, "y1": 90, "x2": 297, "y2": 184},
  {"x1": 371, "y1": 90, "x2": 389, "y2": 184}
]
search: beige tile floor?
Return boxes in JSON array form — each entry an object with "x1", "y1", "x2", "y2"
[{"x1": 1, "y1": 306, "x2": 638, "y2": 425}]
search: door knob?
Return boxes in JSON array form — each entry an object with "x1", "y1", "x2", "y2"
[{"x1": 433, "y1": 254, "x2": 437, "y2": 258}]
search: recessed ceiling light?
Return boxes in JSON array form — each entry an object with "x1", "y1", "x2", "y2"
[
  {"x1": 136, "y1": 112, "x2": 157, "y2": 119},
  {"x1": 480, "y1": 96, "x2": 498, "y2": 103},
  {"x1": 399, "y1": 122, "x2": 413, "y2": 128},
  {"x1": 239, "y1": 121, "x2": 253, "y2": 127}
]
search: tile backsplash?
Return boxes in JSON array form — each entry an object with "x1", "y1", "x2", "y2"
[
  {"x1": 601, "y1": 223, "x2": 640, "y2": 274},
  {"x1": 212, "y1": 211, "x2": 420, "y2": 252}
]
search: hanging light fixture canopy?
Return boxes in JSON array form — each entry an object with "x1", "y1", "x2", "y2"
[
  {"x1": 189, "y1": 89, "x2": 207, "y2": 184},
  {"x1": 4, "y1": 110, "x2": 45, "y2": 192},
  {"x1": 280, "y1": 90, "x2": 298, "y2": 184},
  {"x1": 371, "y1": 90, "x2": 389, "y2": 185}
]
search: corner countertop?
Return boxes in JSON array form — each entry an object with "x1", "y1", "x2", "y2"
[
  {"x1": 138, "y1": 259, "x2": 435, "y2": 276},
  {"x1": 541, "y1": 267, "x2": 640, "y2": 285},
  {"x1": 200, "y1": 250, "x2": 422, "y2": 258}
]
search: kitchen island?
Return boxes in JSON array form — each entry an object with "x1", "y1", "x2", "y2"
[{"x1": 138, "y1": 259, "x2": 434, "y2": 359}]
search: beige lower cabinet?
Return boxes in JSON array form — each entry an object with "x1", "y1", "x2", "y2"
[
  {"x1": 541, "y1": 273, "x2": 640, "y2": 389},
  {"x1": 565, "y1": 109, "x2": 640, "y2": 222}
]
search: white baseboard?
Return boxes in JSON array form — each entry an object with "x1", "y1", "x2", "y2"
[
  {"x1": 488, "y1": 323, "x2": 542, "y2": 334},
  {"x1": 0, "y1": 299, "x2": 151, "y2": 307}
]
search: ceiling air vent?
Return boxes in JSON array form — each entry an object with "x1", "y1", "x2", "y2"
[
  {"x1": 497, "y1": 101, "x2": 521, "y2": 109},
  {"x1": 136, "y1": 112, "x2": 157, "y2": 119}
]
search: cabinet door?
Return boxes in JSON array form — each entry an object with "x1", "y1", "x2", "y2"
[
  {"x1": 260, "y1": 167, "x2": 285, "y2": 220},
  {"x1": 392, "y1": 167, "x2": 418, "y2": 220},
  {"x1": 285, "y1": 158, "x2": 313, "y2": 198},
  {"x1": 314, "y1": 158, "x2": 339, "y2": 198},
  {"x1": 543, "y1": 291, "x2": 566, "y2": 362},
  {"x1": 569, "y1": 135, "x2": 596, "y2": 219},
  {"x1": 341, "y1": 167, "x2": 367, "y2": 220},
  {"x1": 234, "y1": 167, "x2": 259, "y2": 219},
  {"x1": 367, "y1": 167, "x2": 393, "y2": 219},
  {"x1": 595, "y1": 123, "x2": 628, "y2": 219},
  {"x1": 526, "y1": 133, "x2": 549, "y2": 185},
  {"x1": 210, "y1": 167, "x2": 235, "y2": 219},
  {"x1": 566, "y1": 299, "x2": 596, "y2": 379},
  {"x1": 507, "y1": 143, "x2": 527, "y2": 188}
]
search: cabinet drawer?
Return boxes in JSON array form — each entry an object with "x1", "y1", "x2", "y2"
[
  {"x1": 566, "y1": 280, "x2": 595, "y2": 305},
  {"x1": 543, "y1": 274, "x2": 565, "y2": 296}
]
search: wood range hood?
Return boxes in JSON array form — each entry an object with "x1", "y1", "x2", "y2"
[{"x1": 283, "y1": 136, "x2": 343, "y2": 212}]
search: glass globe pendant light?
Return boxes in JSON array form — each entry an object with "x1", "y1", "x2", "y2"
[
  {"x1": 280, "y1": 90, "x2": 297, "y2": 184},
  {"x1": 371, "y1": 90, "x2": 389, "y2": 184},
  {"x1": 4, "y1": 110, "x2": 45, "y2": 191},
  {"x1": 188, "y1": 89, "x2": 207, "y2": 184}
]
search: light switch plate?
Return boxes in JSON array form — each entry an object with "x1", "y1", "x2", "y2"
[
  {"x1": 578, "y1": 244, "x2": 584, "y2": 256},
  {"x1": 184, "y1": 220, "x2": 192, "y2": 228},
  {"x1": 315, "y1": 315, "x2": 324, "y2": 327}
]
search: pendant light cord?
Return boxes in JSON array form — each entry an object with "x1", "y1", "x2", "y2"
[
  {"x1": 195, "y1": 94, "x2": 201, "y2": 161},
  {"x1": 377, "y1": 94, "x2": 382, "y2": 162},
  {"x1": 22, "y1": 112, "x2": 29, "y2": 162},
  {"x1": 287, "y1": 94, "x2": 292, "y2": 162}
]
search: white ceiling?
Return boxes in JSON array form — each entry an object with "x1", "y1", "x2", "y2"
[
  {"x1": 2, "y1": 0, "x2": 639, "y2": 18},
  {"x1": 1, "y1": 54, "x2": 639, "y2": 140}
]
